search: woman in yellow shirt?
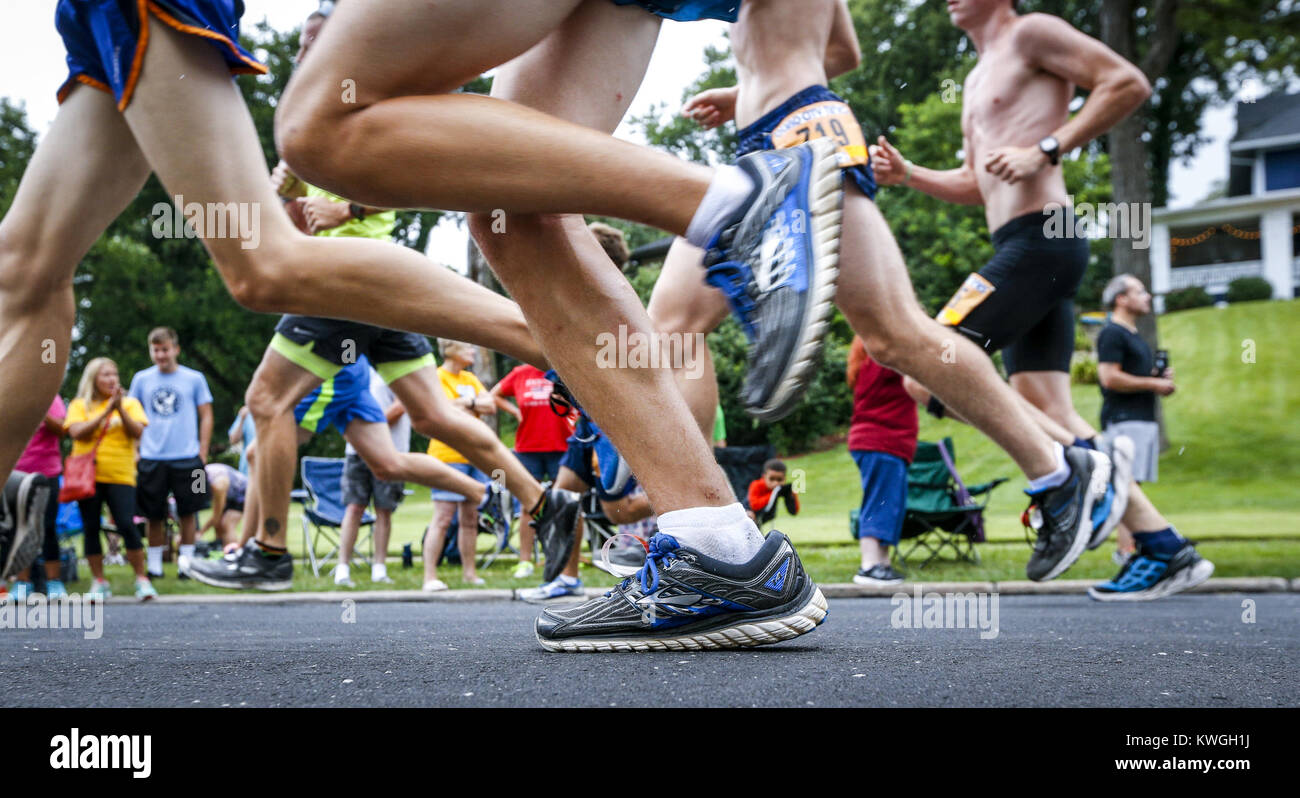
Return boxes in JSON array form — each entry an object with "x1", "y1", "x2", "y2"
[
  {"x1": 422, "y1": 341, "x2": 497, "y2": 589},
  {"x1": 65, "y1": 357, "x2": 154, "y2": 600}
]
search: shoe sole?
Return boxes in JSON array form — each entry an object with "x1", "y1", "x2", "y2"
[
  {"x1": 536, "y1": 587, "x2": 828, "y2": 653},
  {"x1": 1035, "y1": 451, "x2": 1110, "y2": 582},
  {"x1": 184, "y1": 565, "x2": 293, "y2": 592},
  {"x1": 748, "y1": 138, "x2": 844, "y2": 421},
  {"x1": 3, "y1": 475, "x2": 47, "y2": 580},
  {"x1": 1088, "y1": 558, "x2": 1216, "y2": 602},
  {"x1": 1089, "y1": 436, "x2": 1134, "y2": 550}
]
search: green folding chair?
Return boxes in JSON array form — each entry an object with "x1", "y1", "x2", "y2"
[{"x1": 896, "y1": 438, "x2": 1006, "y2": 569}]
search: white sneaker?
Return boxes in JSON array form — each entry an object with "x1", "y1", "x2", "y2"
[
  {"x1": 371, "y1": 564, "x2": 392, "y2": 584},
  {"x1": 333, "y1": 564, "x2": 355, "y2": 588},
  {"x1": 422, "y1": 578, "x2": 448, "y2": 592}
]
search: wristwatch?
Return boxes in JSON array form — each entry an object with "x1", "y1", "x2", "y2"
[
  {"x1": 1038, "y1": 135, "x2": 1061, "y2": 166},
  {"x1": 348, "y1": 202, "x2": 367, "y2": 221}
]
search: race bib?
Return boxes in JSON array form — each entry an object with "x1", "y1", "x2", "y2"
[
  {"x1": 770, "y1": 100, "x2": 869, "y2": 167},
  {"x1": 936, "y1": 273, "x2": 996, "y2": 327}
]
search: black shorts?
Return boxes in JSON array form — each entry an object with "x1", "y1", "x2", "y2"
[
  {"x1": 936, "y1": 211, "x2": 1089, "y2": 375},
  {"x1": 274, "y1": 315, "x2": 434, "y2": 369},
  {"x1": 136, "y1": 457, "x2": 210, "y2": 520}
]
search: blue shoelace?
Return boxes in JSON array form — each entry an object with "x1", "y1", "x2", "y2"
[
  {"x1": 606, "y1": 534, "x2": 680, "y2": 598},
  {"x1": 704, "y1": 261, "x2": 758, "y2": 338}
]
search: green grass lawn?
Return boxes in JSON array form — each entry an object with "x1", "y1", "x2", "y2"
[{"x1": 67, "y1": 301, "x2": 1300, "y2": 596}]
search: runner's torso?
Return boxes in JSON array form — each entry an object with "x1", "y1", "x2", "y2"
[
  {"x1": 962, "y1": 19, "x2": 1072, "y2": 231},
  {"x1": 732, "y1": 0, "x2": 836, "y2": 128}
]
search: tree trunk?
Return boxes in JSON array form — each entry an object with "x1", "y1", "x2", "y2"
[{"x1": 1100, "y1": 0, "x2": 1179, "y2": 449}]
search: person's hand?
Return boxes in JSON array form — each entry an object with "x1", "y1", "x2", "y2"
[
  {"x1": 472, "y1": 394, "x2": 495, "y2": 415},
  {"x1": 983, "y1": 144, "x2": 1050, "y2": 184},
  {"x1": 297, "y1": 196, "x2": 353, "y2": 234},
  {"x1": 1162, "y1": 366, "x2": 1175, "y2": 380},
  {"x1": 1152, "y1": 377, "x2": 1176, "y2": 396},
  {"x1": 109, "y1": 386, "x2": 124, "y2": 410},
  {"x1": 868, "y1": 136, "x2": 909, "y2": 186},
  {"x1": 271, "y1": 161, "x2": 305, "y2": 199},
  {"x1": 283, "y1": 196, "x2": 311, "y2": 234},
  {"x1": 681, "y1": 87, "x2": 738, "y2": 129}
]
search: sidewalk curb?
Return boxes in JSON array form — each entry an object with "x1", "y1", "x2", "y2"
[{"x1": 83, "y1": 576, "x2": 1296, "y2": 605}]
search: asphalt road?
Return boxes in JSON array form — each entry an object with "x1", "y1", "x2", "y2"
[{"x1": 2, "y1": 594, "x2": 1295, "y2": 707}]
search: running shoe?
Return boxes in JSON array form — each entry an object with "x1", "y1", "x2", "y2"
[
  {"x1": 463, "y1": 575, "x2": 486, "y2": 586},
  {"x1": 184, "y1": 543, "x2": 293, "y2": 591},
  {"x1": 703, "y1": 138, "x2": 843, "y2": 421},
  {"x1": 87, "y1": 578, "x2": 112, "y2": 600},
  {"x1": 1089, "y1": 433, "x2": 1134, "y2": 549},
  {"x1": 422, "y1": 578, "x2": 449, "y2": 593},
  {"x1": 332, "y1": 564, "x2": 355, "y2": 588},
  {"x1": 531, "y1": 485, "x2": 583, "y2": 584},
  {"x1": 852, "y1": 564, "x2": 904, "y2": 587},
  {"x1": 535, "y1": 530, "x2": 827, "y2": 652},
  {"x1": 1, "y1": 471, "x2": 51, "y2": 580},
  {"x1": 1088, "y1": 541, "x2": 1215, "y2": 601},
  {"x1": 45, "y1": 580, "x2": 69, "y2": 601},
  {"x1": 512, "y1": 561, "x2": 536, "y2": 579},
  {"x1": 517, "y1": 575, "x2": 584, "y2": 603},
  {"x1": 1022, "y1": 447, "x2": 1112, "y2": 582},
  {"x1": 135, "y1": 578, "x2": 158, "y2": 601}
]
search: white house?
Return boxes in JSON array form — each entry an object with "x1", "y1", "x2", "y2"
[{"x1": 1150, "y1": 91, "x2": 1300, "y2": 312}]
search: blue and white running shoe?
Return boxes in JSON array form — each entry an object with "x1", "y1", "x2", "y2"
[
  {"x1": 704, "y1": 137, "x2": 843, "y2": 421},
  {"x1": 1089, "y1": 433, "x2": 1134, "y2": 549},
  {"x1": 517, "y1": 575, "x2": 584, "y2": 604},
  {"x1": 1088, "y1": 541, "x2": 1214, "y2": 601},
  {"x1": 535, "y1": 531, "x2": 827, "y2": 652}
]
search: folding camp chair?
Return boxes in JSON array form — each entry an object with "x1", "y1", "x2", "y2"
[
  {"x1": 895, "y1": 438, "x2": 1006, "y2": 569},
  {"x1": 714, "y1": 444, "x2": 777, "y2": 526},
  {"x1": 434, "y1": 484, "x2": 517, "y2": 570},
  {"x1": 299, "y1": 456, "x2": 374, "y2": 577}
]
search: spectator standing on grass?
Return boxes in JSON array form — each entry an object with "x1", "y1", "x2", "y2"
[
  {"x1": 1098, "y1": 275, "x2": 1172, "y2": 557},
  {"x1": 129, "y1": 327, "x2": 213, "y2": 579},
  {"x1": 66, "y1": 358, "x2": 154, "y2": 600},
  {"x1": 227, "y1": 405, "x2": 257, "y2": 474},
  {"x1": 8, "y1": 396, "x2": 67, "y2": 601},
  {"x1": 333, "y1": 364, "x2": 411, "y2": 588},
  {"x1": 846, "y1": 335, "x2": 918, "y2": 587},
  {"x1": 491, "y1": 363, "x2": 574, "y2": 579},
  {"x1": 423, "y1": 341, "x2": 496, "y2": 590}
]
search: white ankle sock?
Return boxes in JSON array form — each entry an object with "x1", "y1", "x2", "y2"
[
  {"x1": 656, "y1": 503, "x2": 765, "y2": 564},
  {"x1": 147, "y1": 546, "x2": 164, "y2": 574},
  {"x1": 179, "y1": 543, "x2": 195, "y2": 562},
  {"x1": 1026, "y1": 443, "x2": 1071, "y2": 493},
  {"x1": 684, "y1": 165, "x2": 755, "y2": 248}
]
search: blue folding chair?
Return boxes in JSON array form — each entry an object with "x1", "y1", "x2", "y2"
[{"x1": 299, "y1": 456, "x2": 375, "y2": 577}]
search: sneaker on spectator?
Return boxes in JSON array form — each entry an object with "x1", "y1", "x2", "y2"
[
  {"x1": 518, "y1": 575, "x2": 583, "y2": 603},
  {"x1": 463, "y1": 575, "x2": 487, "y2": 587},
  {"x1": 422, "y1": 578, "x2": 448, "y2": 593},
  {"x1": 512, "y1": 560, "x2": 536, "y2": 579},
  {"x1": 332, "y1": 563, "x2": 355, "y2": 588},
  {"x1": 87, "y1": 578, "x2": 112, "y2": 599},
  {"x1": 135, "y1": 578, "x2": 157, "y2": 601},
  {"x1": 853, "y1": 564, "x2": 904, "y2": 586},
  {"x1": 371, "y1": 563, "x2": 392, "y2": 584},
  {"x1": 45, "y1": 580, "x2": 69, "y2": 601}
]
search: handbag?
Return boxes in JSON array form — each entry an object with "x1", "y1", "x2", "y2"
[{"x1": 59, "y1": 420, "x2": 109, "y2": 503}]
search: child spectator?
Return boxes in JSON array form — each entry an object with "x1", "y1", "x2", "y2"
[{"x1": 747, "y1": 459, "x2": 799, "y2": 526}]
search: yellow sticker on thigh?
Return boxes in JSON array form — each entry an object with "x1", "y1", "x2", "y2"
[
  {"x1": 936, "y1": 273, "x2": 996, "y2": 327},
  {"x1": 770, "y1": 100, "x2": 868, "y2": 167}
]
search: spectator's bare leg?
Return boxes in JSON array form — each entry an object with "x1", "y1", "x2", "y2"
[
  {"x1": 458, "y1": 499, "x2": 481, "y2": 582},
  {"x1": 423, "y1": 503, "x2": 457, "y2": 585},
  {"x1": 373, "y1": 510, "x2": 393, "y2": 575},
  {"x1": 338, "y1": 504, "x2": 365, "y2": 569}
]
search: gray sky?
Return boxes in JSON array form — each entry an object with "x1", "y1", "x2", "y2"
[{"x1": 0, "y1": 0, "x2": 1241, "y2": 268}]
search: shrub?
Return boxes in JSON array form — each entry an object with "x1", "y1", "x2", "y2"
[
  {"x1": 1163, "y1": 286, "x2": 1213, "y2": 312},
  {"x1": 1070, "y1": 354, "x2": 1098, "y2": 385},
  {"x1": 1074, "y1": 323, "x2": 1093, "y2": 352},
  {"x1": 1226, "y1": 276, "x2": 1273, "y2": 303}
]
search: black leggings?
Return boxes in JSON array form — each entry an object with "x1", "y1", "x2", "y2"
[
  {"x1": 79, "y1": 482, "x2": 142, "y2": 556},
  {"x1": 40, "y1": 475, "x2": 61, "y2": 560}
]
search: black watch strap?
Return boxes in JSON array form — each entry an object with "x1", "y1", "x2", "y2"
[{"x1": 349, "y1": 202, "x2": 367, "y2": 221}]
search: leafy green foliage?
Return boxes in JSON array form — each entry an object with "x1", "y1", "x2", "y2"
[
  {"x1": 1226, "y1": 276, "x2": 1273, "y2": 303},
  {"x1": 1164, "y1": 286, "x2": 1214, "y2": 312}
]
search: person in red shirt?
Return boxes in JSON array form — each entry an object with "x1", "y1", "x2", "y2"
[
  {"x1": 9, "y1": 396, "x2": 67, "y2": 601},
  {"x1": 847, "y1": 335, "x2": 918, "y2": 586},
  {"x1": 747, "y1": 460, "x2": 799, "y2": 526},
  {"x1": 492, "y1": 364, "x2": 575, "y2": 579}
]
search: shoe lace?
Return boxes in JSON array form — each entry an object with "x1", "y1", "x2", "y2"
[
  {"x1": 704, "y1": 261, "x2": 758, "y2": 338},
  {"x1": 604, "y1": 535, "x2": 678, "y2": 598}
]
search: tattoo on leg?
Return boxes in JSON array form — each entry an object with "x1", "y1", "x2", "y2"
[{"x1": 264, "y1": 518, "x2": 281, "y2": 535}]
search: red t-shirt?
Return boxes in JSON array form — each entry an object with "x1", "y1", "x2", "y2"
[
  {"x1": 847, "y1": 337, "x2": 918, "y2": 463},
  {"x1": 496, "y1": 365, "x2": 573, "y2": 453}
]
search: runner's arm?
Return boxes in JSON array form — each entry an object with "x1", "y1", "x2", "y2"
[
  {"x1": 824, "y1": 0, "x2": 861, "y2": 79},
  {"x1": 872, "y1": 135, "x2": 984, "y2": 204}
]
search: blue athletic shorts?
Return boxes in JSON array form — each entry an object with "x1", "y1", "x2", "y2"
[
  {"x1": 558, "y1": 423, "x2": 637, "y2": 502},
  {"x1": 738, "y1": 84, "x2": 877, "y2": 200},
  {"x1": 56, "y1": 0, "x2": 266, "y2": 110},
  {"x1": 294, "y1": 358, "x2": 386, "y2": 437},
  {"x1": 850, "y1": 450, "x2": 908, "y2": 546},
  {"x1": 610, "y1": 0, "x2": 739, "y2": 22},
  {"x1": 431, "y1": 462, "x2": 491, "y2": 504}
]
